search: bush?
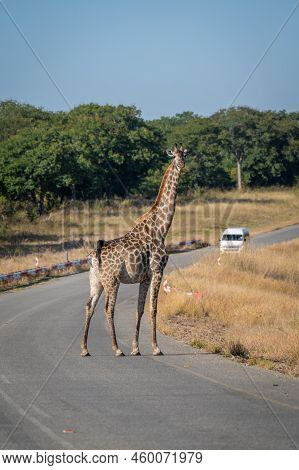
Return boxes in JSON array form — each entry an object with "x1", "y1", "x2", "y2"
[{"x1": 229, "y1": 341, "x2": 249, "y2": 359}]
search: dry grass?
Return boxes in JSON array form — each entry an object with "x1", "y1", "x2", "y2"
[
  {"x1": 157, "y1": 239, "x2": 299, "y2": 376},
  {"x1": 0, "y1": 187, "x2": 298, "y2": 275}
]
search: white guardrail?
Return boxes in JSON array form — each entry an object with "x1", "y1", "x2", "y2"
[{"x1": 0, "y1": 259, "x2": 89, "y2": 285}]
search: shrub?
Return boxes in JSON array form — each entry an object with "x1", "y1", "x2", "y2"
[{"x1": 229, "y1": 341, "x2": 249, "y2": 359}]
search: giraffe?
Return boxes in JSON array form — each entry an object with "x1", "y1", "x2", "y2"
[{"x1": 81, "y1": 145, "x2": 187, "y2": 357}]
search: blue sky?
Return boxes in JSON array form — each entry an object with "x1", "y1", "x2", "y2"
[{"x1": 0, "y1": 0, "x2": 298, "y2": 119}]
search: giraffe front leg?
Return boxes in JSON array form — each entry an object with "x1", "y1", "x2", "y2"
[
  {"x1": 131, "y1": 278, "x2": 151, "y2": 356},
  {"x1": 104, "y1": 284, "x2": 124, "y2": 357},
  {"x1": 149, "y1": 272, "x2": 163, "y2": 356}
]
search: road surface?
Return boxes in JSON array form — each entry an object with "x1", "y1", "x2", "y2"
[{"x1": 0, "y1": 225, "x2": 298, "y2": 449}]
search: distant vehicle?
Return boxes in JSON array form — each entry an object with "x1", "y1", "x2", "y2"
[{"x1": 220, "y1": 227, "x2": 250, "y2": 253}]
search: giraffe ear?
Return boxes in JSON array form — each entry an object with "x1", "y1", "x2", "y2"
[{"x1": 166, "y1": 149, "x2": 174, "y2": 157}]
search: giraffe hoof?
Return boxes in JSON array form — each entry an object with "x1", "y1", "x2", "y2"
[
  {"x1": 131, "y1": 349, "x2": 141, "y2": 356},
  {"x1": 81, "y1": 349, "x2": 90, "y2": 357},
  {"x1": 115, "y1": 349, "x2": 125, "y2": 357},
  {"x1": 153, "y1": 348, "x2": 163, "y2": 356}
]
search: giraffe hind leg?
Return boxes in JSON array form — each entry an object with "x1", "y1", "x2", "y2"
[
  {"x1": 81, "y1": 284, "x2": 103, "y2": 356},
  {"x1": 104, "y1": 283, "x2": 124, "y2": 356}
]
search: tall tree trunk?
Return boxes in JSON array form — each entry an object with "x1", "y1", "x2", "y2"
[
  {"x1": 236, "y1": 159, "x2": 242, "y2": 190},
  {"x1": 39, "y1": 187, "x2": 45, "y2": 215},
  {"x1": 30, "y1": 191, "x2": 37, "y2": 205},
  {"x1": 71, "y1": 183, "x2": 76, "y2": 200}
]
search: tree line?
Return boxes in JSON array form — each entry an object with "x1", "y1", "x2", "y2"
[{"x1": 0, "y1": 100, "x2": 298, "y2": 215}]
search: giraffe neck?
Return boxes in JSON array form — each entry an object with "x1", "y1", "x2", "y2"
[
  {"x1": 155, "y1": 162, "x2": 181, "y2": 238},
  {"x1": 142, "y1": 161, "x2": 181, "y2": 240}
]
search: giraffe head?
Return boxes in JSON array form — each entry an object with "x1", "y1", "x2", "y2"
[{"x1": 166, "y1": 145, "x2": 188, "y2": 169}]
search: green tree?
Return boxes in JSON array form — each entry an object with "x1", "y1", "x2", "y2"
[
  {"x1": 242, "y1": 110, "x2": 299, "y2": 186},
  {"x1": 67, "y1": 104, "x2": 165, "y2": 198},
  {"x1": 0, "y1": 100, "x2": 56, "y2": 142},
  {"x1": 0, "y1": 126, "x2": 81, "y2": 213},
  {"x1": 0, "y1": 103, "x2": 166, "y2": 208},
  {"x1": 213, "y1": 107, "x2": 259, "y2": 190}
]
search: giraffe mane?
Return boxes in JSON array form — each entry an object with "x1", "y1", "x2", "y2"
[{"x1": 134, "y1": 161, "x2": 174, "y2": 224}]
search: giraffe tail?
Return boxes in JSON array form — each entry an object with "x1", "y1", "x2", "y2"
[{"x1": 96, "y1": 240, "x2": 105, "y2": 260}]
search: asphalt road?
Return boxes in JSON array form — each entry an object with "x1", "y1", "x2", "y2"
[{"x1": 0, "y1": 225, "x2": 298, "y2": 450}]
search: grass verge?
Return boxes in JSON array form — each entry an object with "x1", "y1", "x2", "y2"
[{"x1": 157, "y1": 239, "x2": 299, "y2": 377}]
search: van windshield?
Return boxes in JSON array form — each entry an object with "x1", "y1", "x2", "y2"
[{"x1": 222, "y1": 234, "x2": 243, "y2": 241}]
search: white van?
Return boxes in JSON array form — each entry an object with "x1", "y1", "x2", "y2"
[{"x1": 220, "y1": 227, "x2": 250, "y2": 253}]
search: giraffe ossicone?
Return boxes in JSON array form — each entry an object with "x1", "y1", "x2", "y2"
[{"x1": 81, "y1": 145, "x2": 188, "y2": 357}]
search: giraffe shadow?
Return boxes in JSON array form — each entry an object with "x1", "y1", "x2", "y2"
[{"x1": 89, "y1": 352, "x2": 213, "y2": 358}]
